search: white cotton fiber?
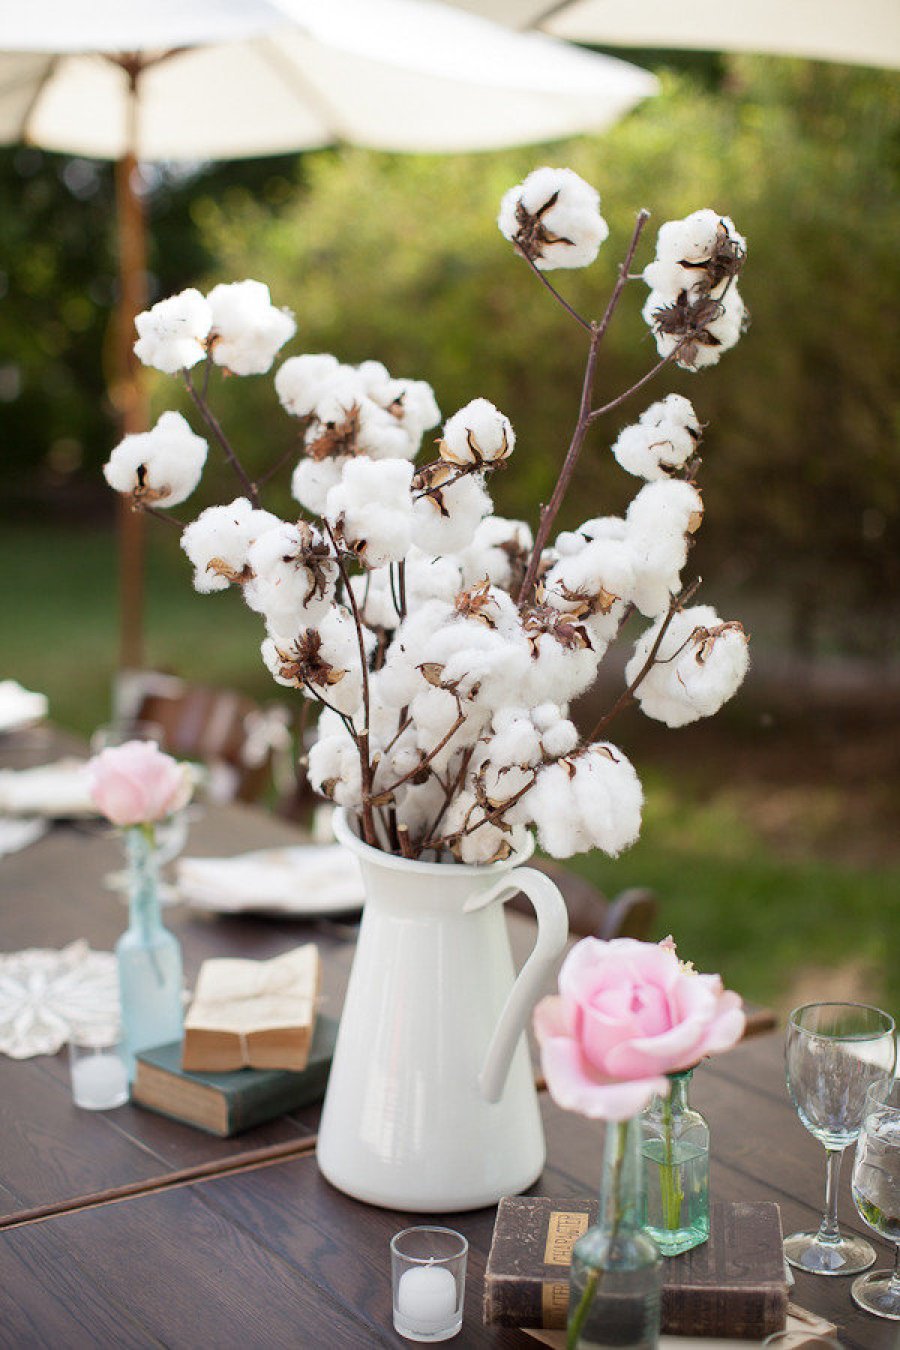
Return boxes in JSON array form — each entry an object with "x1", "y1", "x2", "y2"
[
  {"x1": 243, "y1": 521, "x2": 337, "y2": 631},
  {"x1": 180, "y1": 497, "x2": 280, "y2": 593},
  {"x1": 498, "y1": 167, "x2": 609, "y2": 271},
  {"x1": 440, "y1": 398, "x2": 515, "y2": 467},
  {"x1": 625, "y1": 604, "x2": 749, "y2": 727},
  {"x1": 326, "y1": 457, "x2": 414, "y2": 567},
  {"x1": 103, "y1": 411, "x2": 207, "y2": 507},
  {"x1": 275, "y1": 353, "x2": 341, "y2": 417},
  {"x1": 134, "y1": 289, "x2": 211, "y2": 374},
  {"x1": 207, "y1": 279, "x2": 295, "y2": 376}
]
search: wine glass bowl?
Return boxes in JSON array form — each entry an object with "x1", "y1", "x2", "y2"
[
  {"x1": 850, "y1": 1079, "x2": 900, "y2": 1320},
  {"x1": 783, "y1": 1002, "x2": 896, "y2": 1276}
]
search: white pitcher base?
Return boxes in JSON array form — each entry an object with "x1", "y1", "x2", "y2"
[{"x1": 316, "y1": 1145, "x2": 546, "y2": 1213}]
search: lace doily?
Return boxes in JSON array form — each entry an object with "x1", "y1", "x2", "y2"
[{"x1": 0, "y1": 940, "x2": 120, "y2": 1059}]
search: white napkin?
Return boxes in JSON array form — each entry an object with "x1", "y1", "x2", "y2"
[
  {"x1": 176, "y1": 845, "x2": 364, "y2": 916},
  {"x1": 0, "y1": 758, "x2": 94, "y2": 817},
  {"x1": 0, "y1": 816, "x2": 49, "y2": 857},
  {"x1": 0, "y1": 680, "x2": 48, "y2": 734}
]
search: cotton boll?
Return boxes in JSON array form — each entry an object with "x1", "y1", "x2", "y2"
[
  {"x1": 181, "y1": 497, "x2": 280, "y2": 594},
  {"x1": 291, "y1": 455, "x2": 349, "y2": 514},
  {"x1": 378, "y1": 599, "x2": 456, "y2": 706},
  {"x1": 626, "y1": 480, "x2": 703, "y2": 617},
  {"x1": 411, "y1": 470, "x2": 492, "y2": 555},
  {"x1": 459, "y1": 516, "x2": 533, "y2": 590},
  {"x1": 522, "y1": 628, "x2": 601, "y2": 707},
  {"x1": 626, "y1": 605, "x2": 749, "y2": 727},
  {"x1": 104, "y1": 411, "x2": 207, "y2": 507},
  {"x1": 390, "y1": 379, "x2": 441, "y2": 444},
  {"x1": 498, "y1": 167, "x2": 609, "y2": 271},
  {"x1": 643, "y1": 286, "x2": 746, "y2": 371},
  {"x1": 440, "y1": 398, "x2": 514, "y2": 467},
  {"x1": 527, "y1": 745, "x2": 643, "y2": 859},
  {"x1": 134, "y1": 289, "x2": 211, "y2": 373},
  {"x1": 444, "y1": 791, "x2": 528, "y2": 865},
  {"x1": 544, "y1": 539, "x2": 636, "y2": 626},
  {"x1": 206, "y1": 280, "x2": 295, "y2": 376},
  {"x1": 571, "y1": 744, "x2": 643, "y2": 857},
  {"x1": 276, "y1": 353, "x2": 341, "y2": 417},
  {"x1": 643, "y1": 210, "x2": 746, "y2": 300},
  {"x1": 307, "y1": 714, "x2": 362, "y2": 809},
  {"x1": 263, "y1": 606, "x2": 371, "y2": 716},
  {"x1": 357, "y1": 399, "x2": 416, "y2": 460},
  {"x1": 325, "y1": 457, "x2": 414, "y2": 567},
  {"x1": 612, "y1": 412, "x2": 698, "y2": 481},
  {"x1": 556, "y1": 516, "x2": 628, "y2": 559},
  {"x1": 392, "y1": 777, "x2": 446, "y2": 847},
  {"x1": 537, "y1": 713, "x2": 579, "y2": 760},
  {"x1": 405, "y1": 549, "x2": 464, "y2": 608},
  {"x1": 243, "y1": 521, "x2": 337, "y2": 631}
]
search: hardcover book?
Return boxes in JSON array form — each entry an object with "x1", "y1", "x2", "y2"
[
  {"x1": 181, "y1": 943, "x2": 320, "y2": 1072},
  {"x1": 484, "y1": 1197, "x2": 788, "y2": 1339},
  {"x1": 132, "y1": 1014, "x2": 338, "y2": 1136}
]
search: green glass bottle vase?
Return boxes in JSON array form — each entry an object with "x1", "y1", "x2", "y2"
[
  {"x1": 640, "y1": 1069, "x2": 710, "y2": 1256},
  {"x1": 567, "y1": 1115, "x2": 661, "y2": 1350}
]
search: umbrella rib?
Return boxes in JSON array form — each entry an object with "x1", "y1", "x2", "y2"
[
  {"x1": 254, "y1": 34, "x2": 353, "y2": 146},
  {"x1": 6, "y1": 54, "x2": 60, "y2": 145}
]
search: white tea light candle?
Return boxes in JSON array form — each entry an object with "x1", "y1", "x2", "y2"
[
  {"x1": 70, "y1": 1049, "x2": 128, "y2": 1110},
  {"x1": 391, "y1": 1226, "x2": 467, "y2": 1343},
  {"x1": 397, "y1": 1264, "x2": 457, "y2": 1335}
]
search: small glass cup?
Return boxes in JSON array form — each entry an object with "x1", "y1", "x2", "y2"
[
  {"x1": 69, "y1": 1034, "x2": 129, "y2": 1110},
  {"x1": 391, "y1": 1226, "x2": 467, "y2": 1343}
]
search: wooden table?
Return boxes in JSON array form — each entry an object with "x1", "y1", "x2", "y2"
[{"x1": 0, "y1": 731, "x2": 895, "y2": 1347}]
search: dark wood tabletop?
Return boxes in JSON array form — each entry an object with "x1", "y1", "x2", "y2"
[{"x1": 0, "y1": 727, "x2": 895, "y2": 1347}]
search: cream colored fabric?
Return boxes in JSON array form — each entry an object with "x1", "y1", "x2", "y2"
[
  {"x1": 0, "y1": 940, "x2": 119, "y2": 1059},
  {"x1": 177, "y1": 845, "x2": 364, "y2": 916},
  {"x1": 0, "y1": 758, "x2": 94, "y2": 817}
]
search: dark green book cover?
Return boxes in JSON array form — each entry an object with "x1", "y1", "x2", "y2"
[{"x1": 132, "y1": 1014, "x2": 338, "y2": 1136}]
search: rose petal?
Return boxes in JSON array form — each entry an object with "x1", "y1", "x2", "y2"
[
  {"x1": 541, "y1": 1039, "x2": 667, "y2": 1121},
  {"x1": 533, "y1": 994, "x2": 574, "y2": 1044}
]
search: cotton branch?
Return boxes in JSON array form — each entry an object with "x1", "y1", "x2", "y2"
[
  {"x1": 322, "y1": 520, "x2": 377, "y2": 847},
  {"x1": 517, "y1": 210, "x2": 651, "y2": 605},
  {"x1": 183, "y1": 370, "x2": 259, "y2": 505},
  {"x1": 588, "y1": 578, "x2": 702, "y2": 739}
]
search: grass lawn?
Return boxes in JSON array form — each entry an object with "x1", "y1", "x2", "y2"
[{"x1": 3, "y1": 524, "x2": 897, "y2": 1019}]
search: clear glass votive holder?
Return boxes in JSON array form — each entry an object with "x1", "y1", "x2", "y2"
[
  {"x1": 391, "y1": 1226, "x2": 467, "y2": 1343},
  {"x1": 69, "y1": 1035, "x2": 129, "y2": 1110}
]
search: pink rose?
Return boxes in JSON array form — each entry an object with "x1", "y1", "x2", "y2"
[
  {"x1": 534, "y1": 936, "x2": 746, "y2": 1120},
  {"x1": 87, "y1": 741, "x2": 192, "y2": 827}
]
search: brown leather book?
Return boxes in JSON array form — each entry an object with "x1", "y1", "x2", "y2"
[{"x1": 483, "y1": 1197, "x2": 788, "y2": 1339}]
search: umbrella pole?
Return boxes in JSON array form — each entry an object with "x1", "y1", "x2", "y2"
[{"x1": 113, "y1": 61, "x2": 148, "y2": 672}]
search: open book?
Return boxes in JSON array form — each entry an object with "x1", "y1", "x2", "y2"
[{"x1": 182, "y1": 945, "x2": 320, "y2": 1072}]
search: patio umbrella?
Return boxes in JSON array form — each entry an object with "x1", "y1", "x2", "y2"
[
  {"x1": 0, "y1": 0, "x2": 657, "y2": 668},
  {"x1": 445, "y1": 0, "x2": 900, "y2": 70}
]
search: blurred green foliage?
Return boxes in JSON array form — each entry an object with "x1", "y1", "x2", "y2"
[{"x1": 1, "y1": 57, "x2": 898, "y2": 653}]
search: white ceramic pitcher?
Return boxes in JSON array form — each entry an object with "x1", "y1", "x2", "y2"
[{"x1": 316, "y1": 809, "x2": 569, "y2": 1212}]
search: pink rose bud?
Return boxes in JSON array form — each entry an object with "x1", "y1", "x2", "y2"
[
  {"x1": 533, "y1": 936, "x2": 745, "y2": 1121},
  {"x1": 87, "y1": 741, "x2": 192, "y2": 827}
]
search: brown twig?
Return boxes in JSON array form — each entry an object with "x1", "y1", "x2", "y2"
[
  {"x1": 517, "y1": 210, "x2": 652, "y2": 605},
  {"x1": 184, "y1": 370, "x2": 259, "y2": 505},
  {"x1": 139, "y1": 503, "x2": 184, "y2": 530},
  {"x1": 587, "y1": 347, "x2": 683, "y2": 424},
  {"x1": 588, "y1": 578, "x2": 702, "y2": 739},
  {"x1": 517, "y1": 248, "x2": 593, "y2": 333},
  {"x1": 322, "y1": 521, "x2": 377, "y2": 847},
  {"x1": 376, "y1": 707, "x2": 466, "y2": 798}
]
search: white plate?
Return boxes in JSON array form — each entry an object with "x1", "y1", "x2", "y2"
[
  {"x1": 0, "y1": 681, "x2": 48, "y2": 735},
  {"x1": 176, "y1": 845, "x2": 365, "y2": 918},
  {"x1": 0, "y1": 759, "x2": 96, "y2": 818}
]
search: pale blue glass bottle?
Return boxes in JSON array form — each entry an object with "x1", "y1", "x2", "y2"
[
  {"x1": 117, "y1": 824, "x2": 184, "y2": 1078},
  {"x1": 641, "y1": 1070, "x2": 710, "y2": 1256},
  {"x1": 567, "y1": 1116, "x2": 661, "y2": 1349}
]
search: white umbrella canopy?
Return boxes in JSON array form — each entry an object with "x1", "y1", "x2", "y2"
[
  {"x1": 1, "y1": 0, "x2": 656, "y2": 666},
  {"x1": 0, "y1": 0, "x2": 658, "y2": 157},
  {"x1": 445, "y1": 0, "x2": 900, "y2": 71}
]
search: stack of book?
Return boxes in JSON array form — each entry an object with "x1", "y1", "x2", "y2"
[{"x1": 132, "y1": 944, "x2": 336, "y2": 1136}]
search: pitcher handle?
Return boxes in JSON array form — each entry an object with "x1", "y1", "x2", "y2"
[{"x1": 465, "y1": 867, "x2": 569, "y2": 1104}]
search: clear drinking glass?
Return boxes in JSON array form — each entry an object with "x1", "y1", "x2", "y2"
[
  {"x1": 784, "y1": 1002, "x2": 896, "y2": 1275},
  {"x1": 69, "y1": 1034, "x2": 129, "y2": 1110},
  {"x1": 850, "y1": 1079, "x2": 900, "y2": 1319},
  {"x1": 390, "y1": 1226, "x2": 467, "y2": 1343}
]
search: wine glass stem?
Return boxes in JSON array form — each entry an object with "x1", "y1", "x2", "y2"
[
  {"x1": 818, "y1": 1148, "x2": 844, "y2": 1244},
  {"x1": 891, "y1": 1244, "x2": 900, "y2": 1296}
]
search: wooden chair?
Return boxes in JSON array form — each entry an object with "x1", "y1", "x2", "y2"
[
  {"x1": 510, "y1": 858, "x2": 658, "y2": 940},
  {"x1": 125, "y1": 674, "x2": 292, "y2": 804}
]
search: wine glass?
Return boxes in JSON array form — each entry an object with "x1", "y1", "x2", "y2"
[
  {"x1": 851, "y1": 1079, "x2": 900, "y2": 1319},
  {"x1": 784, "y1": 1002, "x2": 896, "y2": 1275}
]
